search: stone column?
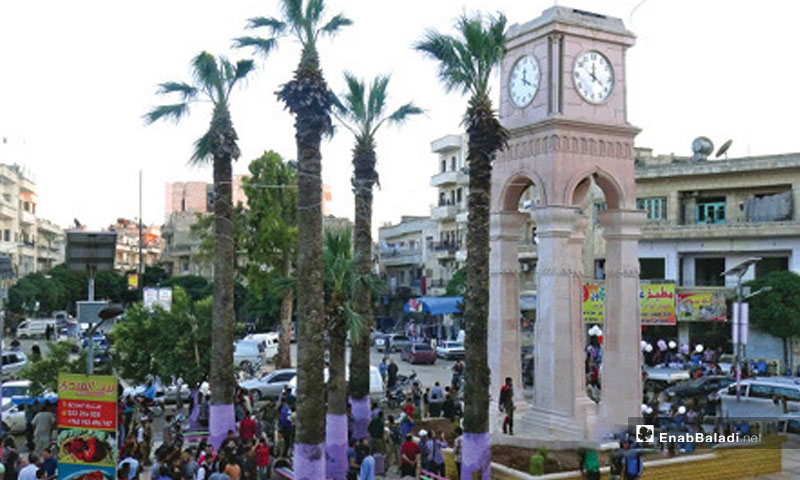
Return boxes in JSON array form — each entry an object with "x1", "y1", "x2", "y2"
[
  {"x1": 531, "y1": 206, "x2": 581, "y2": 417},
  {"x1": 598, "y1": 209, "x2": 645, "y2": 433},
  {"x1": 568, "y1": 215, "x2": 595, "y2": 426},
  {"x1": 489, "y1": 211, "x2": 527, "y2": 409}
]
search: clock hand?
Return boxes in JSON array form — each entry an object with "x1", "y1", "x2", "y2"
[{"x1": 522, "y1": 70, "x2": 531, "y2": 86}]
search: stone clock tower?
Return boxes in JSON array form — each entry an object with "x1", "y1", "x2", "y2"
[{"x1": 488, "y1": 6, "x2": 645, "y2": 440}]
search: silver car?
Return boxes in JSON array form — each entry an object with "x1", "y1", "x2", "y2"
[{"x1": 239, "y1": 369, "x2": 296, "y2": 401}]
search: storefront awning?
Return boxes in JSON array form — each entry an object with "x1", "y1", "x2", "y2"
[{"x1": 405, "y1": 297, "x2": 462, "y2": 315}]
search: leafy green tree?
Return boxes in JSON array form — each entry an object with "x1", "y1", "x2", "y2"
[
  {"x1": 445, "y1": 267, "x2": 466, "y2": 296},
  {"x1": 240, "y1": 151, "x2": 298, "y2": 368},
  {"x1": 332, "y1": 74, "x2": 421, "y2": 435},
  {"x1": 145, "y1": 51, "x2": 254, "y2": 443},
  {"x1": 112, "y1": 288, "x2": 212, "y2": 387},
  {"x1": 21, "y1": 342, "x2": 88, "y2": 396},
  {"x1": 417, "y1": 13, "x2": 508, "y2": 478},
  {"x1": 746, "y1": 270, "x2": 800, "y2": 372},
  {"x1": 162, "y1": 275, "x2": 214, "y2": 302},
  {"x1": 235, "y1": 0, "x2": 351, "y2": 469}
]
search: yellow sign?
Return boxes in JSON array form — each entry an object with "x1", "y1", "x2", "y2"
[
  {"x1": 582, "y1": 283, "x2": 677, "y2": 325},
  {"x1": 677, "y1": 288, "x2": 727, "y2": 322},
  {"x1": 57, "y1": 374, "x2": 117, "y2": 402},
  {"x1": 127, "y1": 273, "x2": 139, "y2": 290}
]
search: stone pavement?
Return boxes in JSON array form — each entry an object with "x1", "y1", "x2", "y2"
[{"x1": 746, "y1": 436, "x2": 800, "y2": 479}]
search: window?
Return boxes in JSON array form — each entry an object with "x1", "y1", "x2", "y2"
[
  {"x1": 451, "y1": 156, "x2": 456, "y2": 171},
  {"x1": 440, "y1": 159, "x2": 446, "y2": 173},
  {"x1": 696, "y1": 198, "x2": 726, "y2": 224},
  {"x1": 694, "y1": 258, "x2": 725, "y2": 286},
  {"x1": 456, "y1": 188, "x2": 462, "y2": 204},
  {"x1": 594, "y1": 259, "x2": 605, "y2": 280},
  {"x1": 639, "y1": 258, "x2": 665, "y2": 280},
  {"x1": 593, "y1": 202, "x2": 607, "y2": 223},
  {"x1": 773, "y1": 386, "x2": 800, "y2": 402},
  {"x1": 636, "y1": 197, "x2": 666, "y2": 221},
  {"x1": 748, "y1": 384, "x2": 774, "y2": 399},
  {"x1": 3, "y1": 230, "x2": 8, "y2": 242}
]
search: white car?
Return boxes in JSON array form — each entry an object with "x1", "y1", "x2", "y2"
[
  {"x1": 1, "y1": 352, "x2": 28, "y2": 380},
  {"x1": 436, "y1": 341, "x2": 465, "y2": 360},
  {"x1": 288, "y1": 366, "x2": 385, "y2": 403},
  {"x1": 244, "y1": 333, "x2": 279, "y2": 360},
  {"x1": 234, "y1": 340, "x2": 267, "y2": 369},
  {"x1": 16, "y1": 319, "x2": 57, "y2": 339},
  {"x1": 2, "y1": 398, "x2": 26, "y2": 434},
  {"x1": 719, "y1": 378, "x2": 800, "y2": 418}
]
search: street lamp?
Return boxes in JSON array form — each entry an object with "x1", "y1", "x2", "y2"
[
  {"x1": 86, "y1": 305, "x2": 123, "y2": 374},
  {"x1": 720, "y1": 257, "x2": 761, "y2": 402}
]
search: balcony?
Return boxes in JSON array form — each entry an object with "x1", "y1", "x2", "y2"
[
  {"x1": 381, "y1": 249, "x2": 423, "y2": 267},
  {"x1": 431, "y1": 135, "x2": 463, "y2": 153},
  {"x1": 0, "y1": 202, "x2": 15, "y2": 219},
  {"x1": 641, "y1": 220, "x2": 800, "y2": 241},
  {"x1": 432, "y1": 242, "x2": 458, "y2": 259},
  {"x1": 37, "y1": 220, "x2": 62, "y2": 235},
  {"x1": 19, "y1": 177, "x2": 35, "y2": 193},
  {"x1": 19, "y1": 210, "x2": 35, "y2": 225},
  {"x1": 432, "y1": 203, "x2": 459, "y2": 220},
  {"x1": 430, "y1": 169, "x2": 468, "y2": 187}
]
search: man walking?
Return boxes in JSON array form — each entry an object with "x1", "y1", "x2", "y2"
[
  {"x1": 499, "y1": 377, "x2": 515, "y2": 435},
  {"x1": 387, "y1": 360, "x2": 398, "y2": 390}
]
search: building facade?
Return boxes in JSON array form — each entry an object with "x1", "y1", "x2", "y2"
[{"x1": 108, "y1": 218, "x2": 164, "y2": 273}]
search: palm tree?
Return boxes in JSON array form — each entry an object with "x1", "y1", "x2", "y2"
[
  {"x1": 332, "y1": 73, "x2": 421, "y2": 440},
  {"x1": 145, "y1": 52, "x2": 255, "y2": 447},
  {"x1": 416, "y1": 13, "x2": 508, "y2": 480},
  {"x1": 322, "y1": 228, "x2": 382, "y2": 479},
  {"x1": 235, "y1": 0, "x2": 351, "y2": 472}
]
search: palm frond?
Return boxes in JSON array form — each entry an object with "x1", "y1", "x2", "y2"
[
  {"x1": 415, "y1": 31, "x2": 473, "y2": 94},
  {"x1": 305, "y1": 0, "x2": 324, "y2": 25},
  {"x1": 387, "y1": 103, "x2": 423, "y2": 125},
  {"x1": 143, "y1": 103, "x2": 189, "y2": 125},
  {"x1": 191, "y1": 52, "x2": 223, "y2": 100},
  {"x1": 233, "y1": 59, "x2": 255, "y2": 83},
  {"x1": 343, "y1": 303, "x2": 365, "y2": 346},
  {"x1": 281, "y1": 0, "x2": 306, "y2": 29},
  {"x1": 233, "y1": 36, "x2": 279, "y2": 57},
  {"x1": 157, "y1": 82, "x2": 198, "y2": 101},
  {"x1": 366, "y1": 75, "x2": 390, "y2": 128},
  {"x1": 318, "y1": 13, "x2": 352, "y2": 37},
  {"x1": 246, "y1": 16, "x2": 286, "y2": 35},
  {"x1": 190, "y1": 130, "x2": 213, "y2": 165},
  {"x1": 341, "y1": 72, "x2": 366, "y2": 125}
]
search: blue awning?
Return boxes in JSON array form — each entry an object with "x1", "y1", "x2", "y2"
[
  {"x1": 405, "y1": 297, "x2": 462, "y2": 316},
  {"x1": 11, "y1": 396, "x2": 58, "y2": 405},
  {"x1": 520, "y1": 295, "x2": 537, "y2": 311}
]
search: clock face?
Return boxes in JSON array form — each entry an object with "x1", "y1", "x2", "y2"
[
  {"x1": 573, "y1": 50, "x2": 614, "y2": 103},
  {"x1": 509, "y1": 55, "x2": 540, "y2": 107}
]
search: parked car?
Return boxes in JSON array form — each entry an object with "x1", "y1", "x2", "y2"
[
  {"x1": 401, "y1": 343, "x2": 436, "y2": 365},
  {"x1": 239, "y1": 369, "x2": 296, "y2": 401},
  {"x1": 2, "y1": 380, "x2": 33, "y2": 399},
  {"x1": 2, "y1": 398, "x2": 26, "y2": 434},
  {"x1": 644, "y1": 365, "x2": 690, "y2": 391},
  {"x1": 435, "y1": 341, "x2": 465, "y2": 360},
  {"x1": 375, "y1": 334, "x2": 412, "y2": 353},
  {"x1": 287, "y1": 366, "x2": 384, "y2": 403},
  {"x1": 234, "y1": 340, "x2": 267, "y2": 369},
  {"x1": 720, "y1": 377, "x2": 800, "y2": 418},
  {"x1": 1, "y1": 352, "x2": 28, "y2": 380},
  {"x1": 658, "y1": 375, "x2": 734, "y2": 413},
  {"x1": 16, "y1": 319, "x2": 57, "y2": 339},
  {"x1": 244, "y1": 332, "x2": 279, "y2": 361}
]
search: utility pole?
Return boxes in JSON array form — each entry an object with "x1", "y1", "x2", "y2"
[{"x1": 139, "y1": 170, "x2": 144, "y2": 300}]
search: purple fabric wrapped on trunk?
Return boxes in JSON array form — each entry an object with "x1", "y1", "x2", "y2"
[
  {"x1": 209, "y1": 403, "x2": 235, "y2": 449},
  {"x1": 462, "y1": 432, "x2": 491, "y2": 480},
  {"x1": 189, "y1": 389, "x2": 200, "y2": 431},
  {"x1": 294, "y1": 443, "x2": 325, "y2": 480},
  {"x1": 349, "y1": 396, "x2": 370, "y2": 440},
  {"x1": 326, "y1": 414, "x2": 348, "y2": 480}
]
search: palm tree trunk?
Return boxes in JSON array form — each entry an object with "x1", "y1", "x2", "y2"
[
  {"x1": 278, "y1": 46, "x2": 331, "y2": 477},
  {"x1": 462, "y1": 93, "x2": 507, "y2": 480},
  {"x1": 275, "y1": 252, "x2": 293, "y2": 369},
  {"x1": 349, "y1": 143, "x2": 375, "y2": 440},
  {"x1": 326, "y1": 309, "x2": 348, "y2": 480},
  {"x1": 208, "y1": 106, "x2": 238, "y2": 449}
]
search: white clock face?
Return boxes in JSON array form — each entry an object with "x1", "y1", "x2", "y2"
[
  {"x1": 573, "y1": 50, "x2": 614, "y2": 103},
  {"x1": 509, "y1": 55, "x2": 540, "y2": 107}
]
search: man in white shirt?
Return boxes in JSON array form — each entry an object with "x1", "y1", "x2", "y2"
[
  {"x1": 118, "y1": 454, "x2": 139, "y2": 480},
  {"x1": 18, "y1": 454, "x2": 39, "y2": 480}
]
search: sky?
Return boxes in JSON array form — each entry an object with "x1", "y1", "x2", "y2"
[{"x1": 1, "y1": 0, "x2": 799, "y2": 231}]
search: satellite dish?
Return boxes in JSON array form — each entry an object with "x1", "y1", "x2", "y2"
[
  {"x1": 691, "y1": 136, "x2": 714, "y2": 163},
  {"x1": 716, "y1": 139, "x2": 733, "y2": 158}
]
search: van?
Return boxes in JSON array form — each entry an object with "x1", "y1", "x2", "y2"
[
  {"x1": 233, "y1": 340, "x2": 267, "y2": 369},
  {"x1": 244, "y1": 332, "x2": 279, "y2": 361},
  {"x1": 719, "y1": 378, "x2": 800, "y2": 417},
  {"x1": 16, "y1": 319, "x2": 57, "y2": 339}
]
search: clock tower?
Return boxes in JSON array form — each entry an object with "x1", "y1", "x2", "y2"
[{"x1": 488, "y1": 6, "x2": 645, "y2": 440}]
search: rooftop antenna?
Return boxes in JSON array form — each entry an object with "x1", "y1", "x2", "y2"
[
  {"x1": 690, "y1": 136, "x2": 714, "y2": 163},
  {"x1": 715, "y1": 139, "x2": 733, "y2": 159}
]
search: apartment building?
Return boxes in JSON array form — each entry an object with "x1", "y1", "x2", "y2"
[
  {"x1": 0, "y1": 163, "x2": 65, "y2": 278},
  {"x1": 108, "y1": 218, "x2": 164, "y2": 273}
]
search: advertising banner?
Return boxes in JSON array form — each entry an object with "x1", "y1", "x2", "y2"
[
  {"x1": 57, "y1": 373, "x2": 118, "y2": 480},
  {"x1": 677, "y1": 288, "x2": 728, "y2": 322},
  {"x1": 582, "y1": 283, "x2": 677, "y2": 325}
]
